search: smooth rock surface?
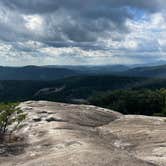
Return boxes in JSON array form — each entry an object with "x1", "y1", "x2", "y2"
[{"x1": 0, "y1": 101, "x2": 166, "y2": 166}]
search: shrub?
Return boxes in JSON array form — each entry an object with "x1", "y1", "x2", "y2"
[{"x1": 0, "y1": 103, "x2": 26, "y2": 134}]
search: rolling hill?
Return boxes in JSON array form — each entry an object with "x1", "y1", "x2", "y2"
[
  {"x1": 121, "y1": 64, "x2": 166, "y2": 78},
  {"x1": 0, "y1": 75, "x2": 148, "y2": 102},
  {"x1": 0, "y1": 65, "x2": 131, "y2": 80},
  {"x1": 0, "y1": 66, "x2": 78, "y2": 80}
]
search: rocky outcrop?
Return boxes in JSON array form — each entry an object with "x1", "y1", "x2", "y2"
[{"x1": 0, "y1": 101, "x2": 166, "y2": 166}]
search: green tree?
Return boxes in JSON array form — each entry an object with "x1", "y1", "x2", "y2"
[{"x1": 89, "y1": 89, "x2": 166, "y2": 116}]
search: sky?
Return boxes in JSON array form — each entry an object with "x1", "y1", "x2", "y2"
[{"x1": 0, "y1": 0, "x2": 166, "y2": 66}]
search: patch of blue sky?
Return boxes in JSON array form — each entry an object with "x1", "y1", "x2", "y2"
[{"x1": 126, "y1": 6, "x2": 149, "y2": 22}]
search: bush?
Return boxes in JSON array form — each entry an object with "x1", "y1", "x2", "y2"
[{"x1": 0, "y1": 103, "x2": 26, "y2": 134}]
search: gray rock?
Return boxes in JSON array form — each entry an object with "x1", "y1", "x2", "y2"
[{"x1": 0, "y1": 101, "x2": 166, "y2": 166}]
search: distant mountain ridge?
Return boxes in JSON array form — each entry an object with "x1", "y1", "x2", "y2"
[
  {"x1": 0, "y1": 66, "x2": 78, "y2": 80},
  {"x1": 0, "y1": 65, "x2": 130, "y2": 80},
  {"x1": 1, "y1": 64, "x2": 166, "y2": 80},
  {"x1": 45, "y1": 65, "x2": 130, "y2": 73},
  {"x1": 122, "y1": 64, "x2": 166, "y2": 78}
]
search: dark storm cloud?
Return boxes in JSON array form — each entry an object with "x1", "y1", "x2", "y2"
[
  {"x1": 0, "y1": 0, "x2": 165, "y2": 44},
  {"x1": 2, "y1": 0, "x2": 163, "y2": 14},
  {"x1": 44, "y1": 41, "x2": 104, "y2": 50}
]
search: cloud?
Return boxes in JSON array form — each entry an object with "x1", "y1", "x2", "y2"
[
  {"x1": 0, "y1": 0, "x2": 165, "y2": 65},
  {"x1": 2, "y1": 0, "x2": 165, "y2": 14}
]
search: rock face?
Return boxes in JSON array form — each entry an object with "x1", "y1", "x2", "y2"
[{"x1": 0, "y1": 101, "x2": 166, "y2": 166}]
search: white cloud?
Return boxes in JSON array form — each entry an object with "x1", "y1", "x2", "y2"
[{"x1": 23, "y1": 15, "x2": 44, "y2": 33}]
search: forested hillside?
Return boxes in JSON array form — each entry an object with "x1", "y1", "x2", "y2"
[{"x1": 0, "y1": 75, "x2": 146, "y2": 102}]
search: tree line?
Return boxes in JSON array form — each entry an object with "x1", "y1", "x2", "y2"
[{"x1": 89, "y1": 89, "x2": 166, "y2": 116}]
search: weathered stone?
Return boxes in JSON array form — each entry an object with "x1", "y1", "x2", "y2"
[{"x1": 0, "y1": 101, "x2": 166, "y2": 166}]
